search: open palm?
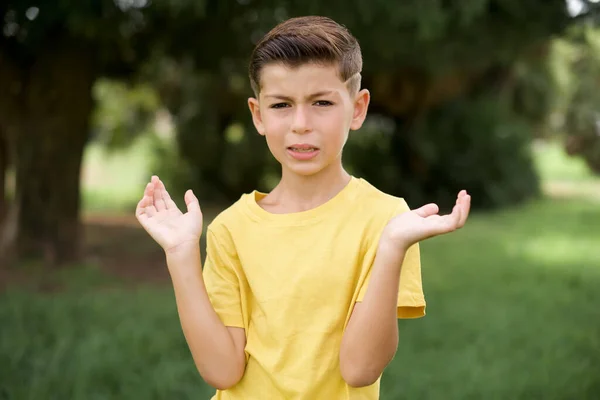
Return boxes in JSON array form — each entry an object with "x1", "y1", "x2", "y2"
[
  {"x1": 135, "y1": 176, "x2": 203, "y2": 254},
  {"x1": 383, "y1": 190, "x2": 471, "y2": 248}
]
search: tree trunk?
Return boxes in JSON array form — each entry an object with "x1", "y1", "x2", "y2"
[
  {"x1": 0, "y1": 41, "x2": 95, "y2": 266},
  {"x1": 0, "y1": 128, "x2": 7, "y2": 225}
]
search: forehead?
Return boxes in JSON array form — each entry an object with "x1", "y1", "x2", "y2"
[{"x1": 259, "y1": 63, "x2": 346, "y2": 95}]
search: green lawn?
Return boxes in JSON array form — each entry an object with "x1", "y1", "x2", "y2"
[
  {"x1": 80, "y1": 135, "x2": 156, "y2": 213},
  {"x1": 2, "y1": 197, "x2": 599, "y2": 399},
  {"x1": 1, "y1": 140, "x2": 599, "y2": 399},
  {"x1": 79, "y1": 137, "x2": 599, "y2": 213},
  {"x1": 386, "y1": 197, "x2": 600, "y2": 399},
  {"x1": 532, "y1": 139, "x2": 596, "y2": 183}
]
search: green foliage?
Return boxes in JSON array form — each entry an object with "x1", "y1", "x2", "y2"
[
  {"x1": 561, "y1": 25, "x2": 600, "y2": 173},
  {"x1": 0, "y1": 0, "x2": 213, "y2": 76},
  {"x1": 2, "y1": 197, "x2": 600, "y2": 399},
  {"x1": 4, "y1": 0, "x2": 600, "y2": 211},
  {"x1": 346, "y1": 95, "x2": 541, "y2": 210},
  {"x1": 533, "y1": 139, "x2": 598, "y2": 182},
  {"x1": 285, "y1": 0, "x2": 598, "y2": 73},
  {"x1": 152, "y1": 65, "x2": 278, "y2": 204},
  {"x1": 153, "y1": 0, "x2": 600, "y2": 208},
  {"x1": 90, "y1": 79, "x2": 160, "y2": 150},
  {"x1": 511, "y1": 51, "x2": 560, "y2": 137},
  {"x1": 80, "y1": 135, "x2": 157, "y2": 212},
  {"x1": 1, "y1": 1, "x2": 144, "y2": 69}
]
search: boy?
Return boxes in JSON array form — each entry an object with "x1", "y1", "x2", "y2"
[{"x1": 136, "y1": 16, "x2": 470, "y2": 399}]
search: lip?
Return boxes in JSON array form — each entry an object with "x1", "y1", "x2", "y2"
[
  {"x1": 287, "y1": 143, "x2": 319, "y2": 150},
  {"x1": 287, "y1": 144, "x2": 320, "y2": 161}
]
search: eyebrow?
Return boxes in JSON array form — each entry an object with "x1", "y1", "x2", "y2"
[{"x1": 264, "y1": 91, "x2": 336, "y2": 101}]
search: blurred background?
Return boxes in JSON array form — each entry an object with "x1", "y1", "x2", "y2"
[{"x1": 1, "y1": 0, "x2": 599, "y2": 399}]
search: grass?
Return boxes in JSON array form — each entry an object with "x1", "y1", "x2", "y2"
[
  {"x1": 385, "y1": 197, "x2": 600, "y2": 399},
  {"x1": 80, "y1": 137, "x2": 600, "y2": 214},
  {"x1": 1, "y1": 139, "x2": 599, "y2": 399},
  {"x1": 80, "y1": 135, "x2": 156, "y2": 213},
  {"x1": 1, "y1": 280, "x2": 208, "y2": 399},
  {"x1": 532, "y1": 139, "x2": 600, "y2": 202},
  {"x1": 532, "y1": 139, "x2": 596, "y2": 183},
  {"x1": 2, "y1": 197, "x2": 599, "y2": 399}
]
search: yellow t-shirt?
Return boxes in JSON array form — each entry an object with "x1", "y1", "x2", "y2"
[{"x1": 203, "y1": 176, "x2": 425, "y2": 399}]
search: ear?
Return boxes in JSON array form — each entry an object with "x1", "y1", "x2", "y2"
[
  {"x1": 248, "y1": 97, "x2": 266, "y2": 136},
  {"x1": 350, "y1": 88, "x2": 370, "y2": 131}
]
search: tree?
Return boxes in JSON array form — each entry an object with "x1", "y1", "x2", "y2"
[
  {"x1": 2, "y1": 0, "x2": 599, "y2": 266},
  {"x1": 330, "y1": 0, "x2": 599, "y2": 208},
  {"x1": 562, "y1": 24, "x2": 600, "y2": 173},
  {"x1": 0, "y1": 127, "x2": 9, "y2": 226},
  {"x1": 159, "y1": 0, "x2": 600, "y2": 209},
  {"x1": 0, "y1": 0, "x2": 208, "y2": 265}
]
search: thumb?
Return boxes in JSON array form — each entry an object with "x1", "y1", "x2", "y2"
[
  {"x1": 413, "y1": 203, "x2": 439, "y2": 218},
  {"x1": 184, "y1": 190, "x2": 201, "y2": 214}
]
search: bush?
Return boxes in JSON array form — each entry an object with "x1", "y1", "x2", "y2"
[{"x1": 345, "y1": 95, "x2": 541, "y2": 211}]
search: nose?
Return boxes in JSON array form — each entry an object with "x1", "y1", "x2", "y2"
[{"x1": 291, "y1": 105, "x2": 311, "y2": 134}]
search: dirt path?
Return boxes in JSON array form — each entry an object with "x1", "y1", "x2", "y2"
[
  {"x1": 83, "y1": 213, "x2": 172, "y2": 284},
  {"x1": 542, "y1": 181, "x2": 600, "y2": 202},
  {"x1": 0, "y1": 213, "x2": 212, "y2": 292},
  {"x1": 1, "y1": 181, "x2": 597, "y2": 293}
]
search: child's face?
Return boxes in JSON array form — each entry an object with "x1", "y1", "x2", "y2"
[{"x1": 248, "y1": 63, "x2": 369, "y2": 178}]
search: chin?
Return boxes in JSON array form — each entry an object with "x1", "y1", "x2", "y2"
[
  {"x1": 287, "y1": 164, "x2": 324, "y2": 177},
  {"x1": 284, "y1": 159, "x2": 340, "y2": 178},
  {"x1": 276, "y1": 149, "x2": 341, "y2": 178}
]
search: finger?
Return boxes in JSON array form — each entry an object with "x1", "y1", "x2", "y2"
[
  {"x1": 443, "y1": 204, "x2": 461, "y2": 232},
  {"x1": 458, "y1": 194, "x2": 471, "y2": 227},
  {"x1": 150, "y1": 175, "x2": 161, "y2": 199},
  {"x1": 144, "y1": 181, "x2": 153, "y2": 198},
  {"x1": 145, "y1": 202, "x2": 157, "y2": 217},
  {"x1": 454, "y1": 203, "x2": 462, "y2": 226},
  {"x1": 450, "y1": 190, "x2": 469, "y2": 228},
  {"x1": 136, "y1": 197, "x2": 147, "y2": 217},
  {"x1": 184, "y1": 189, "x2": 202, "y2": 214},
  {"x1": 413, "y1": 203, "x2": 439, "y2": 218},
  {"x1": 153, "y1": 178, "x2": 167, "y2": 212},
  {"x1": 135, "y1": 204, "x2": 148, "y2": 227},
  {"x1": 137, "y1": 184, "x2": 151, "y2": 211},
  {"x1": 143, "y1": 181, "x2": 158, "y2": 216},
  {"x1": 158, "y1": 179, "x2": 178, "y2": 210}
]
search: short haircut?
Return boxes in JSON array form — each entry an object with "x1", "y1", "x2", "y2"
[{"x1": 248, "y1": 16, "x2": 363, "y2": 97}]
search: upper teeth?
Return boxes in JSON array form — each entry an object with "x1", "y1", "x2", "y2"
[{"x1": 291, "y1": 147, "x2": 316, "y2": 152}]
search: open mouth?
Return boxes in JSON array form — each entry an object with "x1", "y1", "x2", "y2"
[
  {"x1": 286, "y1": 145, "x2": 320, "y2": 160},
  {"x1": 287, "y1": 146, "x2": 319, "y2": 153}
]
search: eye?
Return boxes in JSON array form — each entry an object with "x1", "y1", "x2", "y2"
[
  {"x1": 314, "y1": 100, "x2": 333, "y2": 107},
  {"x1": 270, "y1": 103, "x2": 289, "y2": 109}
]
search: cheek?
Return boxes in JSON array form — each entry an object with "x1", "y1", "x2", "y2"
[
  {"x1": 320, "y1": 110, "x2": 349, "y2": 139},
  {"x1": 261, "y1": 113, "x2": 281, "y2": 133},
  {"x1": 261, "y1": 114, "x2": 287, "y2": 150}
]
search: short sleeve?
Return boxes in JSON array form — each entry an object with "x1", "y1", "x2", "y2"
[
  {"x1": 356, "y1": 199, "x2": 426, "y2": 319},
  {"x1": 202, "y1": 227, "x2": 245, "y2": 328}
]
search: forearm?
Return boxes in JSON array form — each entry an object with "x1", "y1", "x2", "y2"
[
  {"x1": 340, "y1": 243, "x2": 407, "y2": 387},
  {"x1": 166, "y1": 247, "x2": 245, "y2": 389}
]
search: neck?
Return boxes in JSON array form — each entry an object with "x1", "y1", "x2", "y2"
[{"x1": 271, "y1": 162, "x2": 351, "y2": 212}]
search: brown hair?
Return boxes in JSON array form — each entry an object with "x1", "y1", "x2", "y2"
[{"x1": 248, "y1": 16, "x2": 363, "y2": 96}]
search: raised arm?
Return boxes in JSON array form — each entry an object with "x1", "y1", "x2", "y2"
[
  {"x1": 340, "y1": 191, "x2": 471, "y2": 387},
  {"x1": 136, "y1": 176, "x2": 246, "y2": 389}
]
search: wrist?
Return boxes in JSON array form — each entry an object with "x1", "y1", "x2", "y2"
[
  {"x1": 165, "y1": 242, "x2": 201, "y2": 265},
  {"x1": 376, "y1": 237, "x2": 408, "y2": 264}
]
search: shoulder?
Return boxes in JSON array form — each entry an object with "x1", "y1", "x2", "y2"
[
  {"x1": 205, "y1": 193, "x2": 253, "y2": 238},
  {"x1": 202, "y1": 194, "x2": 255, "y2": 259},
  {"x1": 352, "y1": 177, "x2": 411, "y2": 217},
  {"x1": 348, "y1": 178, "x2": 412, "y2": 252}
]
